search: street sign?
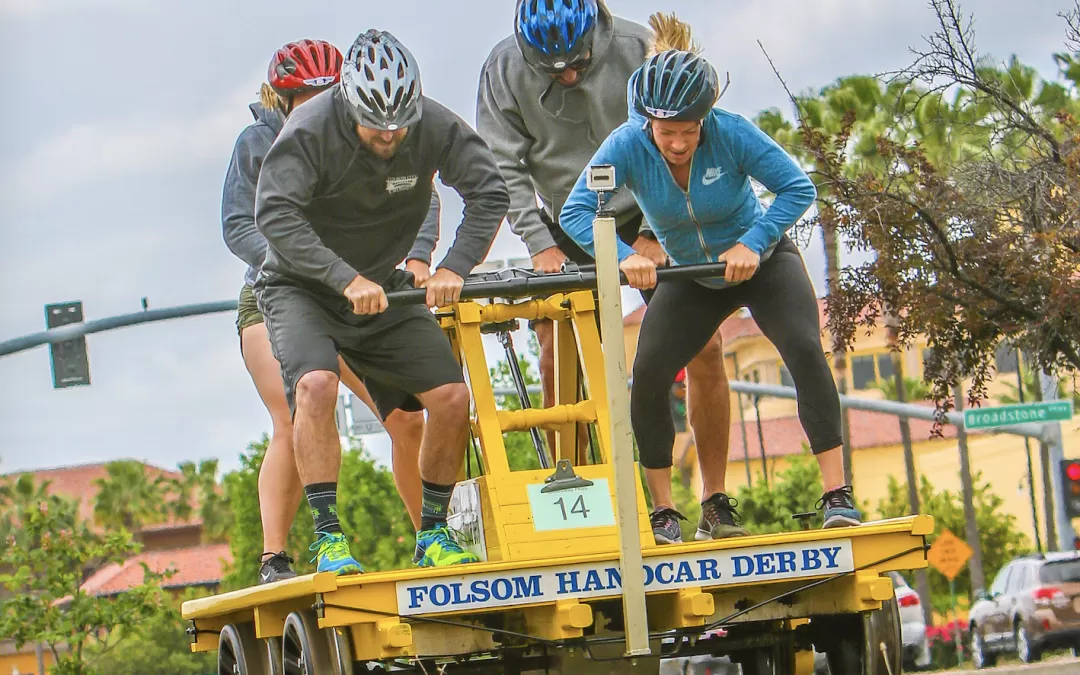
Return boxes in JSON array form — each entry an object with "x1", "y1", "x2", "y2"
[
  {"x1": 927, "y1": 528, "x2": 973, "y2": 581},
  {"x1": 963, "y1": 401, "x2": 1074, "y2": 430}
]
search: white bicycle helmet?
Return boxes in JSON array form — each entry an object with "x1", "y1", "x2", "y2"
[{"x1": 340, "y1": 29, "x2": 422, "y2": 130}]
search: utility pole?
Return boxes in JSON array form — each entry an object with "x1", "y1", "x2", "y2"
[
  {"x1": 953, "y1": 382, "x2": 985, "y2": 594},
  {"x1": 1014, "y1": 352, "x2": 1043, "y2": 553},
  {"x1": 1041, "y1": 370, "x2": 1076, "y2": 551}
]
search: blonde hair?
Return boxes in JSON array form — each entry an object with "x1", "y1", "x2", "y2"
[
  {"x1": 647, "y1": 12, "x2": 700, "y2": 56},
  {"x1": 259, "y1": 83, "x2": 281, "y2": 112}
]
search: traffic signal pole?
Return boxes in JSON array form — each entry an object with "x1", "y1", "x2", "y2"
[{"x1": 1043, "y1": 372, "x2": 1077, "y2": 551}]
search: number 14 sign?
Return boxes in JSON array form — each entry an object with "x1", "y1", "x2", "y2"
[{"x1": 526, "y1": 480, "x2": 617, "y2": 532}]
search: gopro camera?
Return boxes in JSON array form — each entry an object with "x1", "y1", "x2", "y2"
[{"x1": 586, "y1": 164, "x2": 616, "y2": 192}]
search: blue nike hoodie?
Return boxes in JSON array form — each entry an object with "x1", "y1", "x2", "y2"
[{"x1": 558, "y1": 100, "x2": 816, "y2": 287}]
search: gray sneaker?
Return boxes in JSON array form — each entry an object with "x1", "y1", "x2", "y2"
[
  {"x1": 650, "y1": 508, "x2": 687, "y2": 544},
  {"x1": 818, "y1": 486, "x2": 862, "y2": 528},
  {"x1": 695, "y1": 493, "x2": 750, "y2": 540},
  {"x1": 258, "y1": 551, "x2": 297, "y2": 584}
]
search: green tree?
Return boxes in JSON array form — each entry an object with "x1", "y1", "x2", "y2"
[
  {"x1": 92, "y1": 460, "x2": 175, "y2": 533},
  {"x1": 877, "y1": 473, "x2": 1029, "y2": 605},
  {"x1": 788, "y1": 0, "x2": 1080, "y2": 409},
  {"x1": 220, "y1": 436, "x2": 313, "y2": 590},
  {"x1": 88, "y1": 589, "x2": 215, "y2": 675},
  {"x1": 994, "y1": 368, "x2": 1080, "y2": 407},
  {"x1": 177, "y1": 459, "x2": 232, "y2": 543},
  {"x1": 0, "y1": 474, "x2": 167, "y2": 675},
  {"x1": 221, "y1": 436, "x2": 415, "y2": 589},
  {"x1": 875, "y1": 375, "x2": 932, "y2": 402},
  {"x1": 490, "y1": 333, "x2": 553, "y2": 472}
]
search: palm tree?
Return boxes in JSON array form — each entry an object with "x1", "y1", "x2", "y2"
[{"x1": 92, "y1": 460, "x2": 169, "y2": 534}]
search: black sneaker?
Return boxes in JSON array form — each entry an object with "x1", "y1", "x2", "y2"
[
  {"x1": 650, "y1": 508, "x2": 688, "y2": 545},
  {"x1": 258, "y1": 551, "x2": 296, "y2": 584},
  {"x1": 695, "y1": 493, "x2": 750, "y2": 540},
  {"x1": 817, "y1": 486, "x2": 862, "y2": 528}
]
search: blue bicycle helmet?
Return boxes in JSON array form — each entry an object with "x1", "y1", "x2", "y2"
[
  {"x1": 514, "y1": 0, "x2": 599, "y2": 72},
  {"x1": 630, "y1": 49, "x2": 719, "y2": 122}
]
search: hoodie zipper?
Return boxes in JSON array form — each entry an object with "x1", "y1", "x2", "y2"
[{"x1": 665, "y1": 155, "x2": 713, "y2": 261}]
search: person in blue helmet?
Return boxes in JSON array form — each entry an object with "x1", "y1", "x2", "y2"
[
  {"x1": 558, "y1": 19, "x2": 862, "y2": 535},
  {"x1": 478, "y1": 0, "x2": 739, "y2": 546}
]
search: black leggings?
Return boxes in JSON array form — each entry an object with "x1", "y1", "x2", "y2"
[{"x1": 630, "y1": 236, "x2": 842, "y2": 469}]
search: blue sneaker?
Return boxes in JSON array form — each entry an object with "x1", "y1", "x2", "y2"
[
  {"x1": 414, "y1": 526, "x2": 479, "y2": 567},
  {"x1": 308, "y1": 532, "x2": 364, "y2": 575},
  {"x1": 818, "y1": 486, "x2": 862, "y2": 528}
]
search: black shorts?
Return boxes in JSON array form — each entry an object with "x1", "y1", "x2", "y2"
[
  {"x1": 530, "y1": 210, "x2": 655, "y2": 329},
  {"x1": 255, "y1": 270, "x2": 462, "y2": 419}
]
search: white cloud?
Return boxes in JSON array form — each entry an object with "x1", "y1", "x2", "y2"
[
  {"x1": 0, "y1": 0, "x2": 142, "y2": 16},
  {"x1": 2, "y1": 81, "x2": 258, "y2": 205}
]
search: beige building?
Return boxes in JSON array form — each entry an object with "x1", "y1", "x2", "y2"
[{"x1": 623, "y1": 300, "x2": 1080, "y2": 547}]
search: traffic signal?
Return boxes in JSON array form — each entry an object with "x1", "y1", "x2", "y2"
[
  {"x1": 1061, "y1": 459, "x2": 1080, "y2": 519},
  {"x1": 45, "y1": 301, "x2": 91, "y2": 388}
]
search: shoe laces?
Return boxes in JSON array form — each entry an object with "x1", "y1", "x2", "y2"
[
  {"x1": 308, "y1": 531, "x2": 350, "y2": 563},
  {"x1": 817, "y1": 485, "x2": 854, "y2": 511},
  {"x1": 702, "y1": 493, "x2": 742, "y2": 524},
  {"x1": 260, "y1": 551, "x2": 294, "y2": 574},
  {"x1": 650, "y1": 507, "x2": 688, "y2": 529},
  {"x1": 421, "y1": 526, "x2": 466, "y2": 554}
]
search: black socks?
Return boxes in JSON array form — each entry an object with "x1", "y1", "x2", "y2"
[
  {"x1": 420, "y1": 480, "x2": 454, "y2": 532},
  {"x1": 304, "y1": 482, "x2": 341, "y2": 535}
]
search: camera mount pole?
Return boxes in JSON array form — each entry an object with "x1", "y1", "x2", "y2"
[{"x1": 590, "y1": 172, "x2": 651, "y2": 658}]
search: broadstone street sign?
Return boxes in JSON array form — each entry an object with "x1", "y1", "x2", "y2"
[{"x1": 963, "y1": 401, "x2": 1074, "y2": 430}]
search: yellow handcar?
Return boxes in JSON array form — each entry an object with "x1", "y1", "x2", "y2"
[{"x1": 182, "y1": 264, "x2": 932, "y2": 675}]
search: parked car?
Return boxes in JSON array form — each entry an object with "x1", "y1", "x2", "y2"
[
  {"x1": 889, "y1": 571, "x2": 932, "y2": 670},
  {"x1": 968, "y1": 550, "x2": 1080, "y2": 668}
]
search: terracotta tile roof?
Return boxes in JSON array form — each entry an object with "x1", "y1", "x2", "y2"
[
  {"x1": 727, "y1": 408, "x2": 965, "y2": 459},
  {"x1": 80, "y1": 543, "x2": 232, "y2": 596},
  {"x1": 3, "y1": 461, "x2": 204, "y2": 531}
]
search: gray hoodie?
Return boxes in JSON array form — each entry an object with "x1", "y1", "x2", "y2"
[
  {"x1": 221, "y1": 101, "x2": 441, "y2": 287},
  {"x1": 476, "y1": 1, "x2": 652, "y2": 256},
  {"x1": 255, "y1": 87, "x2": 509, "y2": 293}
]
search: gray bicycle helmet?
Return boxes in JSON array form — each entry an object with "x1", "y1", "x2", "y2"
[
  {"x1": 630, "y1": 49, "x2": 719, "y2": 122},
  {"x1": 340, "y1": 29, "x2": 422, "y2": 130}
]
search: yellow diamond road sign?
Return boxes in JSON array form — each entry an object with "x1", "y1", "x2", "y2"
[{"x1": 927, "y1": 528, "x2": 973, "y2": 581}]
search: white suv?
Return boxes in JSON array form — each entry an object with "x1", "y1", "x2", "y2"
[{"x1": 890, "y1": 571, "x2": 931, "y2": 670}]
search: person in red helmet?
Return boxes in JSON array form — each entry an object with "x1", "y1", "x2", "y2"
[{"x1": 221, "y1": 39, "x2": 441, "y2": 584}]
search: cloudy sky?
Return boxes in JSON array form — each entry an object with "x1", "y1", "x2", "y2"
[{"x1": 0, "y1": 0, "x2": 1069, "y2": 476}]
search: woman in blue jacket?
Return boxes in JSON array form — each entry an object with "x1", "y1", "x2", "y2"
[{"x1": 559, "y1": 47, "x2": 861, "y2": 543}]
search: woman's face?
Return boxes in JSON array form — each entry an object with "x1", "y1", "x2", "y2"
[{"x1": 651, "y1": 119, "x2": 701, "y2": 167}]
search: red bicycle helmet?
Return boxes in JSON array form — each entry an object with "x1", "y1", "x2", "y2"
[{"x1": 268, "y1": 39, "x2": 343, "y2": 97}]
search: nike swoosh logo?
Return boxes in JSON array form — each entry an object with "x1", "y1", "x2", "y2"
[{"x1": 702, "y1": 173, "x2": 724, "y2": 186}]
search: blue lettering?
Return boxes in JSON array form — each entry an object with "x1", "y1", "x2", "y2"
[
  {"x1": 514, "y1": 575, "x2": 541, "y2": 598},
  {"x1": 605, "y1": 567, "x2": 622, "y2": 590},
  {"x1": 643, "y1": 563, "x2": 655, "y2": 586},
  {"x1": 492, "y1": 578, "x2": 513, "y2": 601},
  {"x1": 583, "y1": 570, "x2": 604, "y2": 592},
  {"x1": 470, "y1": 580, "x2": 490, "y2": 603},
  {"x1": 822, "y1": 547, "x2": 841, "y2": 569},
  {"x1": 698, "y1": 559, "x2": 720, "y2": 581},
  {"x1": 430, "y1": 584, "x2": 451, "y2": 607},
  {"x1": 776, "y1": 551, "x2": 797, "y2": 573},
  {"x1": 754, "y1": 553, "x2": 776, "y2": 575},
  {"x1": 674, "y1": 561, "x2": 695, "y2": 583},
  {"x1": 451, "y1": 582, "x2": 465, "y2": 604},
  {"x1": 655, "y1": 562, "x2": 675, "y2": 585},
  {"x1": 408, "y1": 586, "x2": 427, "y2": 609},
  {"x1": 802, "y1": 549, "x2": 822, "y2": 571},
  {"x1": 733, "y1": 556, "x2": 754, "y2": 577},
  {"x1": 557, "y1": 571, "x2": 580, "y2": 594}
]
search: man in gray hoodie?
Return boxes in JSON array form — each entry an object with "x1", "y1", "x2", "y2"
[
  {"x1": 254, "y1": 29, "x2": 509, "y2": 573},
  {"x1": 476, "y1": 0, "x2": 736, "y2": 545}
]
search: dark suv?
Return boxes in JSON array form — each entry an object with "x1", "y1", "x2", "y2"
[{"x1": 968, "y1": 551, "x2": 1080, "y2": 667}]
